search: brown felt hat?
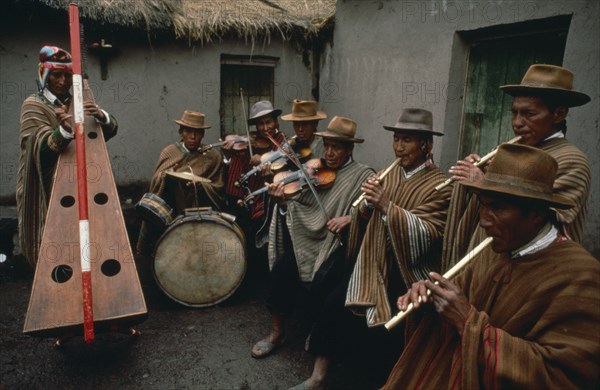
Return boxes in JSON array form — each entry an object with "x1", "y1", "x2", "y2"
[
  {"x1": 500, "y1": 64, "x2": 590, "y2": 107},
  {"x1": 383, "y1": 108, "x2": 444, "y2": 136},
  {"x1": 281, "y1": 99, "x2": 327, "y2": 121},
  {"x1": 315, "y1": 116, "x2": 364, "y2": 143},
  {"x1": 174, "y1": 110, "x2": 211, "y2": 129},
  {"x1": 461, "y1": 143, "x2": 574, "y2": 209}
]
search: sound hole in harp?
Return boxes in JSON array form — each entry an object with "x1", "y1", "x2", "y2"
[
  {"x1": 51, "y1": 265, "x2": 73, "y2": 283},
  {"x1": 60, "y1": 195, "x2": 76, "y2": 208},
  {"x1": 101, "y1": 259, "x2": 121, "y2": 277},
  {"x1": 94, "y1": 193, "x2": 108, "y2": 205},
  {"x1": 87, "y1": 131, "x2": 98, "y2": 139}
]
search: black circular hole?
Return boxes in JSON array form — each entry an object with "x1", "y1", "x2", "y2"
[
  {"x1": 60, "y1": 195, "x2": 76, "y2": 208},
  {"x1": 101, "y1": 259, "x2": 121, "y2": 277},
  {"x1": 94, "y1": 193, "x2": 108, "y2": 205},
  {"x1": 87, "y1": 131, "x2": 98, "y2": 139},
  {"x1": 51, "y1": 265, "x2": 73, "y2": 283}
]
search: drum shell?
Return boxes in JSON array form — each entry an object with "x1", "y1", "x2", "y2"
[{"x1": 153, "y1": 214, "x2": 246, "y2": 307}]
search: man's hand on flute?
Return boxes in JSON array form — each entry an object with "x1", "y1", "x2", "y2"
[
  {"x1": 361, "y1": 175, "x2": 390, "y2": 213},
  {"x1": 448, "y1": 153, "x2": 484, "y2": 183},
  {"x1": 397, "y1": 272, "x2": 472, "y2": 334}
]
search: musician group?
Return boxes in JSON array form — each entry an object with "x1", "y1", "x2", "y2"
[{"x1": 18, "y1": 45, "x2": 599, "y2": 389}]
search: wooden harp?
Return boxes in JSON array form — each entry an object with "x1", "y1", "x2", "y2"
[{"x1": 23, "y1": 4, "x2": 147, "y2": 339}]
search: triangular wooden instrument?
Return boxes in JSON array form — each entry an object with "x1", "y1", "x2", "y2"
[{"x1": 23, "y1": 80, "x2": 147, "y2": 337}]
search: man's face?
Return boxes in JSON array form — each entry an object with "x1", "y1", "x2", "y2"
[
  {"x1": 47, "y1": 70, "x2": 73, "y2": 99},
  {"x1": 323, "y1": 139, "x2": 352, "y2": 169},
  {"x1": 393, "y1": 132, "x2": 427, "y2": 172},
  {"x1": 511, "y1": 96, "x2": 567, "y2": 146},
  {"x1": 293, "y1": 120, "x2": 318, "y2": 142},
  {"x1": 180, "y1": 126, "x2": 205, "y2": 151},
  {"x1": 478, "y1": 193, "x2": 543, "y2": 253},
  {"x1": 254, "y1": 115, "x2": 278, "y2": 138}
]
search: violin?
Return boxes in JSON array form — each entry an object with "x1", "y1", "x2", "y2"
[
  {"x1": 235, "y1": 139, "x2": 313, "y2": 186},
  {"x1": 243, "y1": 158, "x2": 336, "y2": 204},
  {"x1": 200, "y1": 134, "x2": 271, "y2": 154},
  {"x1": 287, "y1": 135, "x2": 313, "y2": 162},
  {"x1": 236, "y1": 149, "x2": 288, "y2": 186}
]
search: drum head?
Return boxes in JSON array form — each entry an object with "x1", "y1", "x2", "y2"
[{"x1": 153, "y1": 216, "x2": 246, "y2": 307}]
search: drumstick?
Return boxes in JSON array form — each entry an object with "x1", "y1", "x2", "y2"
[{"x1": 384, "y1": 236, "x2": 493, "y2": 330}]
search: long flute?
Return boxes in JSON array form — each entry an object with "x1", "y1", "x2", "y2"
[
  {"x1": 351, "y1": 158, "x2": 402, "y2": 208},
  {"x1": 384, "y1": 236, "x2": 493, "y2": 330},
  {"x1": 435, "y1": 136, "x2": 522, "y2": 192}
]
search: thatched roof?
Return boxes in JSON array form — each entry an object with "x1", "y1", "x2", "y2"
[{"x1": 35, "y1": 0, "x2": 336, "y2": 43}]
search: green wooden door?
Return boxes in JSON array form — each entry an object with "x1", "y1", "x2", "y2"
[{"x1": 460, "y1": 30, "x2": 567, "y2": 157}]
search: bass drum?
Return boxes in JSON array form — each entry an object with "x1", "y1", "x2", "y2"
[{"x1": 153, "y1": 213, "x2": 246, "y2": 307}]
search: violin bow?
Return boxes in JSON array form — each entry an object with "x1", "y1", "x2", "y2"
[{"x1": 239, "y1": 88, "x2": 253, "y2": 156}]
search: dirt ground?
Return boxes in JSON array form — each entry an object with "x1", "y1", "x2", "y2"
[{"x1": 0, "y1": 250, "x2": 400, "y2": 390}]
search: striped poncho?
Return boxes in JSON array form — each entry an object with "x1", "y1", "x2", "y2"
[
  {"x1": 268, "y1": 159, "x2": 373, "y2": 282},
  {"x1": 345, "y1": 164, "x2": 452, "y2": 326},
  {"x1": 16, "y1": 93, "x2": 117, "y2": 267},
  {"x1": 383, "y1": 240, "x2": 600, "y2": 389},
  {"x1": 441, "y1": 137, "x2": 591, "y2": 272}
]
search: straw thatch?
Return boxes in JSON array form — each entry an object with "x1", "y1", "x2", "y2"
[{"x1": 35, "y1": 0, "x2": 336, "y2": 44}]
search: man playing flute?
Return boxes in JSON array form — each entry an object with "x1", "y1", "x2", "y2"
[
  {"x1": 443, "y1": 64, "x2": 591, "y2": 270},
  {"x1": 383, "y1": 143, "x2": 599, "y2": 389},
  {"x1": 343, "y1": 109, "x2": 452, "y2": 385}
]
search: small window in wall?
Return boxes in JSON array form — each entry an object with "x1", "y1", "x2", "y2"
[
  {"x1": 220, "y1": 55, "x2": 277, "y2": 138},
  {"x1": 459, "y1": 16, "x2": 570, "y2": 158}
]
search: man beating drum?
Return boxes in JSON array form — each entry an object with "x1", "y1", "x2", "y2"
[{"x1": 136, "y1": 109, "x2": 225, "y2": 258}]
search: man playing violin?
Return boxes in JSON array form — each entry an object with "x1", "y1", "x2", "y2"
[
  {"x1": 136, "y1": 110, "x2": 224, "y2": 256},
  {"x1": 221, "y1": 101, "x2": 285, "y2": 273},
  {"x1": 250, "y1": 116, "x2": 374, "y2": 389},
  {"x1": 281, "y1": 99, "x2": 327, "y2": 159},
  {"x1": 383, "y1": 144, "x2": 599, "y2": 389},
  {"x1": 443, "y1": 64, "x2": 591, "y2": 270},
  {"x1": 222, "y1": 100, "x2": 282, "y2": 208}
]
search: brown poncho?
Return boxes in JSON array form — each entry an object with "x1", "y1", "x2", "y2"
[
  {"x1": 383, "y1": 239, "x2": 600, "y2": 389},
  {"x1": 268, "y1": 159, "x2": 373, "y2": 282},
  {"x1": 147, "y1": 142, "x2": 224, "y2": 212},
  {"x1": 345, "y1": 164, "x2": 452, "y2": 326},
  {"x1": 16, "y1": 93, "x2": 117, "y2": 266},
  {"x1": 136, "y1": 142, "x2": 224, "y2": 255},
  {"x1": 442, "y1": 137, "x2": 590, "y2": 271}
]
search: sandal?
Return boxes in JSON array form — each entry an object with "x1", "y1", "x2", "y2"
[{"x1": 251, "y1": 337, "x2": 285, "y2": 359}]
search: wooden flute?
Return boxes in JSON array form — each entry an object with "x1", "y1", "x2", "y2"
[
  {"x1": 384, "y1": 236, "x2": 493, "y2": 330},
  {"x1": 352, "y1": 158, "x2": 402, "y2": 208},
  {"x1": 435, "y1": 136, "x2": 522, "y2": 191}
]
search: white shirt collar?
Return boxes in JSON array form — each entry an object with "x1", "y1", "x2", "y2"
[
  {"x1": 511, "y1": 223, "x2": 557, "y2": 259},
  {"x1": 402, "y1": 161, "x2": 428, "y2": 179},
  {"x1": 42, "y1": 88, "x2": 64, "y2": 106},
  {"x1": 544, "y1": 131, "x2": 565, "y2": 141}
]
